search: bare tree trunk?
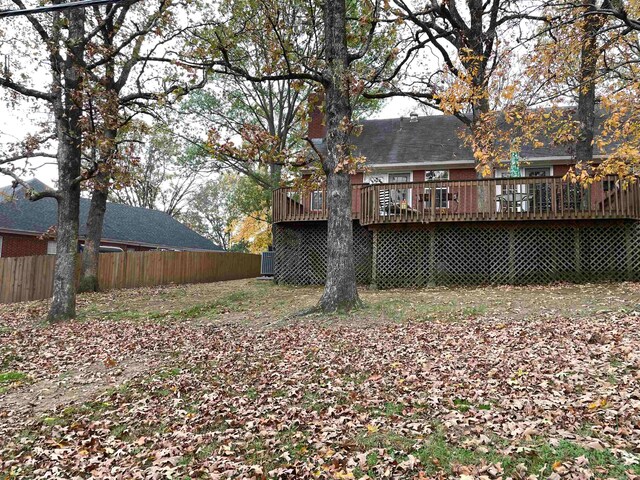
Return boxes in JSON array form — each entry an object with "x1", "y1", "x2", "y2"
[
  {"x1": 576, "y1": 1, "x2": 604, "y2": 163},
  {"x1": 319, "y1": 169, "x2": 360, "y2": 311},
  {"x1": 269, "y1": 163, "x2": 282, "y2": 187},
  {"x1": 317, "y1": 0, "x2": 361, "y2": 312},
  {"x1": 79, "y1": 174, "x2": 109, "y2": 292},
  {"x1": 80, "y1": 13, "x2": 117, "y2": 294},
  {"x1": 47, "y1": 6, "x2": 85, "y2": 323},
  {"x1": 49, "y1": 162, "x2": 81, "y2": 322}
]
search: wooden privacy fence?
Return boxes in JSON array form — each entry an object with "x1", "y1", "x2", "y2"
[{"x1": 0, "y1": 250, "x2": 261, "y2": 304}]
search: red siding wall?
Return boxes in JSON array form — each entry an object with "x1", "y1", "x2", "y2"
[
  {"x1": 350, "y1": 173, "x2": 364, "y2": 216},
  {"x1": 449, "y1": 168, "x2": 477, "y2": 180},
  {"x1": 449, "y1": 168, "x2": 478, "y2": 214},
  {"x1": 0, "y1": 233, "x2": 155, "y2": 258},
  {"x1": 411, "y1": 170, "x2": 425, "y2": 206},
  {"x1": 0, "y1": 233, "x2": 48, "y2": 258},
  {"x1": 351, "y1": 172, "x2": 364, "y2": 184},
  {"x1": 553, "y1": 164, "x2": 571, "y2": 177}
]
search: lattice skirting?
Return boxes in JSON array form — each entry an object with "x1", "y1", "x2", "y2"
[
  {"x1": 374, "y1": 221, "x2": 640, "y2": 288},
  {"x1": 273, "y1": 220, "x2": 640, "y2": 288},
  {"x1": 273, "y1": 221, "x2": 373, "y2": 285}
]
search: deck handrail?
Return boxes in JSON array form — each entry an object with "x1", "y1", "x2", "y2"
[{"x1": 272, "y1": 176, "x2": 640, "y2": 224}]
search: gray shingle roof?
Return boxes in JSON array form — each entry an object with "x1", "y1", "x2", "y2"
[
  {"x1": 0, "y1": 179, "x2": 222, "y2": 251},
  {"x1": 313, "y1": 111, "x2": 608, "y2": 166}
]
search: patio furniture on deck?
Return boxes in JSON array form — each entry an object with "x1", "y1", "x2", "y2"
[{"x1": 496, "y1": 191, "x2": 532, "y2": 213}]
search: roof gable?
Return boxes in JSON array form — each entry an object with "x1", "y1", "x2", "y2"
[{"x1": 321, "y1": 110, "x2": 608, "y2": 167}]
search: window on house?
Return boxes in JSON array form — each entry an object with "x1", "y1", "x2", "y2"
[
  {"x1": 0, "y1": 235, "x2": 3, "y2": 258},
  {"x1": 47, "y1": 241, "x2": 57, "y2": 255},
  {"x1": 423, "y1": 187, "x2": 449, "y2": 208},
  {"x1": 423, "y1": 171, "x2": 449, "y2": 208},
  {"x1": 603, "y1": 178, "x2": 617, "y2": 192},
  {"x1": 434, "y1": 188, "x2": 449, "y2": 208},
  {"x1": 424, "y1": 170, "x2": 449, "y2": 180},
  {"x1": 388, "y1": 173, "x2": 411, "y2": 207},
  {"x1": 310, "y1": 190, "x2": 323, "y2": 211}
]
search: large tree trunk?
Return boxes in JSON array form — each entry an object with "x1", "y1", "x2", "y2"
[
  {"x1": 319, "y1": 169, "x2": 360, "y2": 311},
  {"x1": 465, "y1": 0, "x2": 493, "y2": 214},
  {"x1": 317, "y1": 0, "x2": 361, "y2": 312},
  {"x1": 80, "y1": 15, "x2": 117, "y2": 294},
  {"x1": 576, "y1": 1, "x2": 604, "y2": 163},
  {"x1": 47, "y1": 6, "x2": 85, "y2": 323},
  {"x1": 79, "y1": 177, "x2": 108, "y2": 293},
  {"x1": 49, "y1": 159, "x2": 81, "y2": 322}
]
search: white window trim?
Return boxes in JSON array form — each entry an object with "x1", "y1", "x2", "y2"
[
  {"x1": 0, "y1": 235, "x2": 3, "y2": 258},
  {"x1": 388, "y1": 172, "x2": 413, "y2": 208},
  {"x1": 424, "y1": 170, "x2": 450, "y2": 181},
  {"x1": 434, "y1": 187, "x2": 449, "y2": 209},
  {"x1": 47, "y1": 241, "x2": 57, "y2": 255},
  {"x1": 310, "y1": 190, "x2": 323, "y2": 211},
  {"x1": 421, "y1": 186, "x2": 450, "y2": 209},
  {"x1": 524, "y1": 166, "x2": 554, "y2": 177},
  {"x1": 496, "y1": 166, "x2": 554, "y2": 178}
]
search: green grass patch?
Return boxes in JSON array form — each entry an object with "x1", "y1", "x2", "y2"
[
  {"x1": 356, "y1": 429, "x2": 416, "y2": 451},
  {"x1": 179, "y1": 291, "x2": 251, "y2": 319},
  {"x1": 351, "y1": 426, "x2": 640, "y2": 479},
  {"x1": 0, "y1": 325, "x2": 14, "y2": 335},
  {"x1": 451, "y1": 398, "x2": 491, "y2": 412},
  {"x1": 0, "y1": 370, "x2": 29, "y2": 392},
  {"x1": 363, "y1": 297, "x2": 489, "y2": 323}
]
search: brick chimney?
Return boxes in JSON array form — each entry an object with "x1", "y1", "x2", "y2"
[{"x1": 307, "y1": 91, "x2": 326, "y2": 139}]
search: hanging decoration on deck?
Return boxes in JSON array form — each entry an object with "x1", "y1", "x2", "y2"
[{"x1": 510, "y1": 151, "x2": 521, "y2": 177}]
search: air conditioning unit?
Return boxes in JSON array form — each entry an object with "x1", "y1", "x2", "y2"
[{"x1": 261, "y1": 251, "x2": 274, "y2": 276}]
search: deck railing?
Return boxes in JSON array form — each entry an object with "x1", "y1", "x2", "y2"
[
  {"x1": 273, "y1": 184, "x2": 364, "y2": 222},
  {"x1": 273, "y1": 177, "x2": 640, "y2": 224}
]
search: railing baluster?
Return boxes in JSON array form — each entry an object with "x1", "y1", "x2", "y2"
[{"x1": 274, "y1": 177, "x2": 640, "y2": 225}]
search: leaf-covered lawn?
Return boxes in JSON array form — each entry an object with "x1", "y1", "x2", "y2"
[{"x1": 1, "y1": 280, "x2": 640, "y2": 479}]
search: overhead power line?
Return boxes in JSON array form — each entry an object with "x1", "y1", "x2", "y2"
[{"x1": 0, "y1": 0, "x2": 125, "y2": 18}]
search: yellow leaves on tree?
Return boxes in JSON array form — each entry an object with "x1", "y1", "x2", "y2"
[{"x1": 230, "y1": 210, "x2": 272, "y2": 254}]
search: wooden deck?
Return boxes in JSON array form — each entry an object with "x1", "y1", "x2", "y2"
[{"x1": 273, "y1": 177, "x2": 640, "y2": 225}]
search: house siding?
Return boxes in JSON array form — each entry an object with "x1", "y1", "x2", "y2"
[
  {"x1": 0, "y1": 233, "x2": 159, "y2": 258},
  {"x1": 449, "y1": 168, "x2": 478, "y2": 215},
  {"x1": 0, "y1": 233, "x2": 48, "y2": 258},
  {"x1": 553, "y1": 164, "x2": 571, "y2": 177}
]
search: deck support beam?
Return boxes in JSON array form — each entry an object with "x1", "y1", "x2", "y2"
[
  {"x1": 370, "y1": 229, "x2": 378, "y2": 289},
  {"x1": 574, "y1": 226, "x2": 582, "y2": 281},
  {"x1": 508, "y1": 229, "x2": 516, "y2": 284},
  {"x1": 626, "y1": 224, "x2": 633, "y2": 280},
  {"x1": 428, "y1": 229, "x2": 436, "y2": 286}
]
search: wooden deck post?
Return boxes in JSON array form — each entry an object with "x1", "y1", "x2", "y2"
[
  {"x1": 625, "y1": 224, "x2": 633, "y2": 281},
  {"x1": 574, "y1": 226, "x2": 582, "y2": 281},
  {"x1": 508, "y1": 229, "x2": 516, "y2": 284},
  {"x1": 370, "y1": 229, "x2": 378, "y2": 289},
  {"x1": 428, "y1": 228, "x2": 436, "y2": 286}
]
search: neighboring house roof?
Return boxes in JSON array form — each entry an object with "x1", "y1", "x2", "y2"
[
  {"x1": 312, "y1": 110, "x2": 609, "y2": 168},
  {"x1": 0, "y1": 179, "x2": 223, "y2": 251}
]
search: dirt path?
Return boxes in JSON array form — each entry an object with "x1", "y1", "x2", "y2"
[{"x1": 0, "y1": 351, "x2": 168, "y2": 424}]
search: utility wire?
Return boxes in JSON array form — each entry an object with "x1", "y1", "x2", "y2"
[{"x1": 0, "y1": 0, "x2": 124, "y2": 18}]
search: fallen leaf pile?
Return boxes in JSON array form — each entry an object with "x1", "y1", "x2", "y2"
[{"x1": 1, "y1": 282, "x2": 640, "y2": 479}]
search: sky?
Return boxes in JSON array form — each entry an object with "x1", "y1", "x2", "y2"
[{"x1": 0, "y1": 0, "x2": 436, "y2": 190}]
